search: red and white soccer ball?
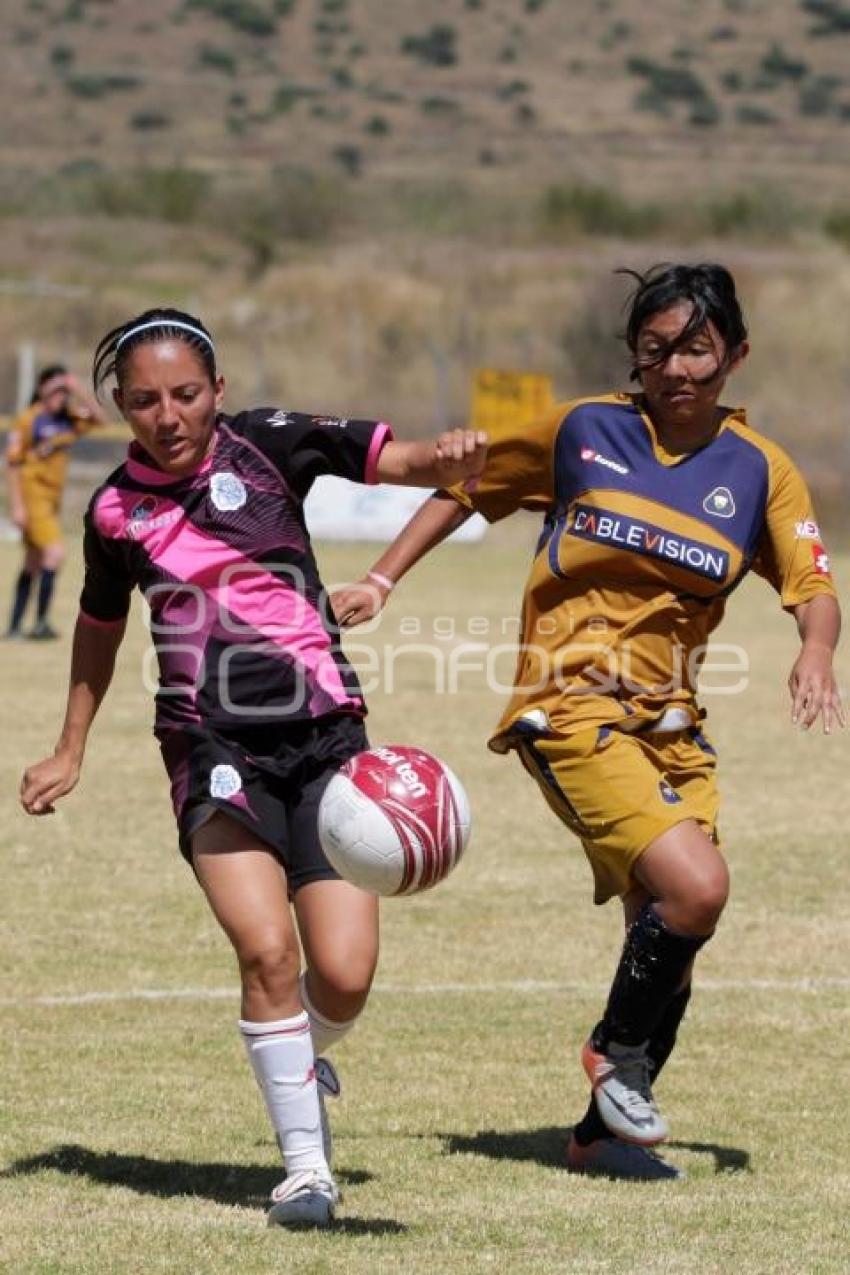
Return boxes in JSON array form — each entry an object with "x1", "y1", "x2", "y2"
[{"x1": 318, "y1": 745, "x2": 471, "y2": 896}]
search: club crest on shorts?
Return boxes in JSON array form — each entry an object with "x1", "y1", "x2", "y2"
[
  {"x1": 703, "y1": 487, "x2": 735, "y2": 518},
  {"x1": 210, "y1": 471, "x2": 247, "y2": 512},
  {"x1": 658, "y1": 778, "x2": 682, "y2": 805},
  {"x1": 210, "y1": 764, "x2": 243, "y2": 800}
]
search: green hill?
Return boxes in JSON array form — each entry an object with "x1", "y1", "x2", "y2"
[{"x1": 4, "y1": 0, "x2": 850, "y2": 195}]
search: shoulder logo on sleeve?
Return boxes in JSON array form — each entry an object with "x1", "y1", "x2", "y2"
[
  {"x1": 210, "y1": 471, "x2": 247, "y2": 512},
  {"x1": 812, "y1": 543, "x2": 831, "y2": 575},
  {"x1": 210, "y1": 764, "x2": 242, "y2": 800},
  {"x1": 795, "y1": 519, "x2": 820, "y2": 540},
  {"x1": 703, "y1": 487, "x2": 735, "y2": 518},
  {"x1": 267, "y1": 410, "x2": 293, "y2": 428}
]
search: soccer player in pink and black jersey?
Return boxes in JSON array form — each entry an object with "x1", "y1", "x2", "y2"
[{"x1": 19, "y1": 307, "x2": 487, "y2": 1229}]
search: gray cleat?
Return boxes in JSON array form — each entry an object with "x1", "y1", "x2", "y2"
[{"x1": 267, "y1": 1169, "x2": 339, "y2": 1228}]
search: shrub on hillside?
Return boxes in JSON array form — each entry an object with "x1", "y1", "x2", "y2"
[
  {"x1": 50, "y1": 44, "x2": 75, "y2": 67},
  {"x1": 130, "y1": 111, "x2": 171, "y2": 130},
  {"x1": 185, "y1": 0, "x2": 277, "y2": 37},
  {"x1": 760, "y1": 42, "x2": 807, "y2": 80},
  {"x1": 628, "y1": 56, "x2": 717, "y2": 123},
  {"x1": 272, "y1": 81, "x2": 321, "y2": 113},
  {"x1": 704, "y1": 188, "x2": 802, "y2": 237},
  {"x1": 421, "y1": 96, "x2": 460, "y2": 114},
  {"x1": 689, "y1": 95, "x2": 721, "y2": 126},
  {"x1": 496, "y1": 79, "x2": 530, "y2": 99},
  {"x1": 540, "y1": 183, "x2": 659, "y2": 238},
  {"x1": 333, "y1": 144, "x2": 362, "y2": 176},
  {"x1": 627, "y1": 56, "x2": 712, "y2": 106},
  {"x1": 198, "y1": 44, "x2": 238, "y2": 74},
  {"x1": 64, "y1": 72, "x2": 139, "y2": 98},
  {"x1": 735, "y1": 103, "x2": 778, "y2": 125},
  {"x1": 222, "y1": 168, "x2": 345, "y2": 274},
  {"x1": 823, "y1": 208, "x2": 850, "y2": 245},
  {"x1": 802, "y1": 0, "x2": 850, "y2": 36},
  {"x1": 799, "y1": 75, "x2": 839, "y2": 116},
  {"x1": 401, "y1": 25, "x2": 457, "y2": 67},
  {"x1": 56, "y1": 166, "x2": 212, "y2": 223}
]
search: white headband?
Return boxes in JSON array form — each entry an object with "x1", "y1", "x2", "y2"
[{"x1": 116, "y1": 319, "x2": 215, "y2": 352}]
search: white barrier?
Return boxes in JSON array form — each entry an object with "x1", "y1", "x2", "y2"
[{"x1": 304, "y1": 475, "x2": 486, "y2": 543}]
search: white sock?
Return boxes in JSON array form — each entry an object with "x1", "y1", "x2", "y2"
[
  {"x1": 299, "y1": 972, "x2": 360, "y2": 1055},
  {"x1": 239, "y1": 1013, "x2": 329, "y2": 1178}
]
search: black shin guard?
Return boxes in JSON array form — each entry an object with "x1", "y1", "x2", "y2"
[
  {"x1": 648, "y1": 983, "x2": 692, "y2": 1083},
  {"x1": 593, "y1": 904, "x2": 707, "y2": 1051}
]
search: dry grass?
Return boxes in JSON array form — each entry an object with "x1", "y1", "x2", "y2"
[
  {"x1": 1, "y1": 534, "x2": 848, "y2": 1273},
  {"x1": 4, "y1": 232, "x2": 850, "y2": 532}
]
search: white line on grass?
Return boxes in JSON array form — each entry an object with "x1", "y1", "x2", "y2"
[{"x1": 2, "y1": 976, "x2": 849, "y2": 1009}]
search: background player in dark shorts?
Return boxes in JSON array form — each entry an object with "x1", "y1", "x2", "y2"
[
  {"x1": 19, "y1": 307, "x2": 487, "y2": 1229},
  {"x1": 333, "y1": 263, "x2": 844, "y2": 1182}
]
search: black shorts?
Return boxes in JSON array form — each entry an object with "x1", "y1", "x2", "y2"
[{"x1": 157, "y1": 713, "x2": 369, "y2": 892}]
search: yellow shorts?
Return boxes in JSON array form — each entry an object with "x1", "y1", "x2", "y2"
[
  {"x1": 514, "y1": 725, "x2": 719, "y2": 905},
  {"x1": 21, "y1": 479, "x2": 63, "y2": 550}
]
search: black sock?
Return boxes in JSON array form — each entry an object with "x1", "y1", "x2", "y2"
[
  {"x1": 593, "y1": 903, "x2": 708, "y2": 1051},
  {"x1": 36, "y1": 569, "x2": 56, "y2": 624},
  {"x1": 573, "y1": 1095, "x2": 611, "y2": 1147},
  {"x1": 648, "y1": 983, "x2": 692, "y2": 1082},
  {"x1": 574, "y1": 983, "x2": 694, "y2": 1148},
  {"x1": 8, "y1": 570, "x2": 34, "y2": 632}
]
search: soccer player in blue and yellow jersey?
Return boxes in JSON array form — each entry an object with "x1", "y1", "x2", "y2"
[
  {"x1": 334, "y1": 263, "x2": 844, "y2": 1181},
  {"x1": 19, "y1": 308, "x2": 487, "y2": 1227},
  {"x1": 4, "y1": 365, "x2": 107, "y2": 639}
]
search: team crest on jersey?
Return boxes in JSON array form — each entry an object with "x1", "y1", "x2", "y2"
[
  {"x1": 795, "y1": 519, "x2": 820, "y2": 540},
  {"x1": 703, "y1": 487, "x2": 735, "y2": 518},
  {"x1": 210, "y1": 471, "x2": 247, "y2": 512},
  {"x1": 210, "y1": 764, "x2": 242, "y2": 800}
]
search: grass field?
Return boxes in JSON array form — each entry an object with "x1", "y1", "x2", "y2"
[{"x1": 1, "y1": 535, "x2": 848, "y2": 1274}]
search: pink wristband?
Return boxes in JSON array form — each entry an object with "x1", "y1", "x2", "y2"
[{"x1": 367, "y1": 571, "x2": 395, "y2": 592}]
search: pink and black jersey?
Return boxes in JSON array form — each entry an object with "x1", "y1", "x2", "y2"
[{"x1": 80, "y1": 408, "x2": 392, "y2": 733}]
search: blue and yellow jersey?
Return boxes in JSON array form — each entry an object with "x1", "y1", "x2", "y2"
[
  {"x1": 6, "y1": 403, "x2": 93, "y2": 493},
  {"x1": 446, "y1": 392, "x2": 836, "y2": 746}
]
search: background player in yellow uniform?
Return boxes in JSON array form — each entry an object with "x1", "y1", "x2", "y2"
[
  {"x1": 5, "y1": 364, "x2": 107, "y2": 639},
  {"x1": 333, "y1": 263, "x2": 844, "y2": 1181}
]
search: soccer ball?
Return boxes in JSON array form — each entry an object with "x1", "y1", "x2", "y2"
[{"x1": 317, "y1": 744, "x2": 471, "y2": 896}]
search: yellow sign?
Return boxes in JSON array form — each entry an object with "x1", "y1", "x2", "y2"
[{"x1": 470, "y1": 369, "x2": 555, "y2": 433}]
